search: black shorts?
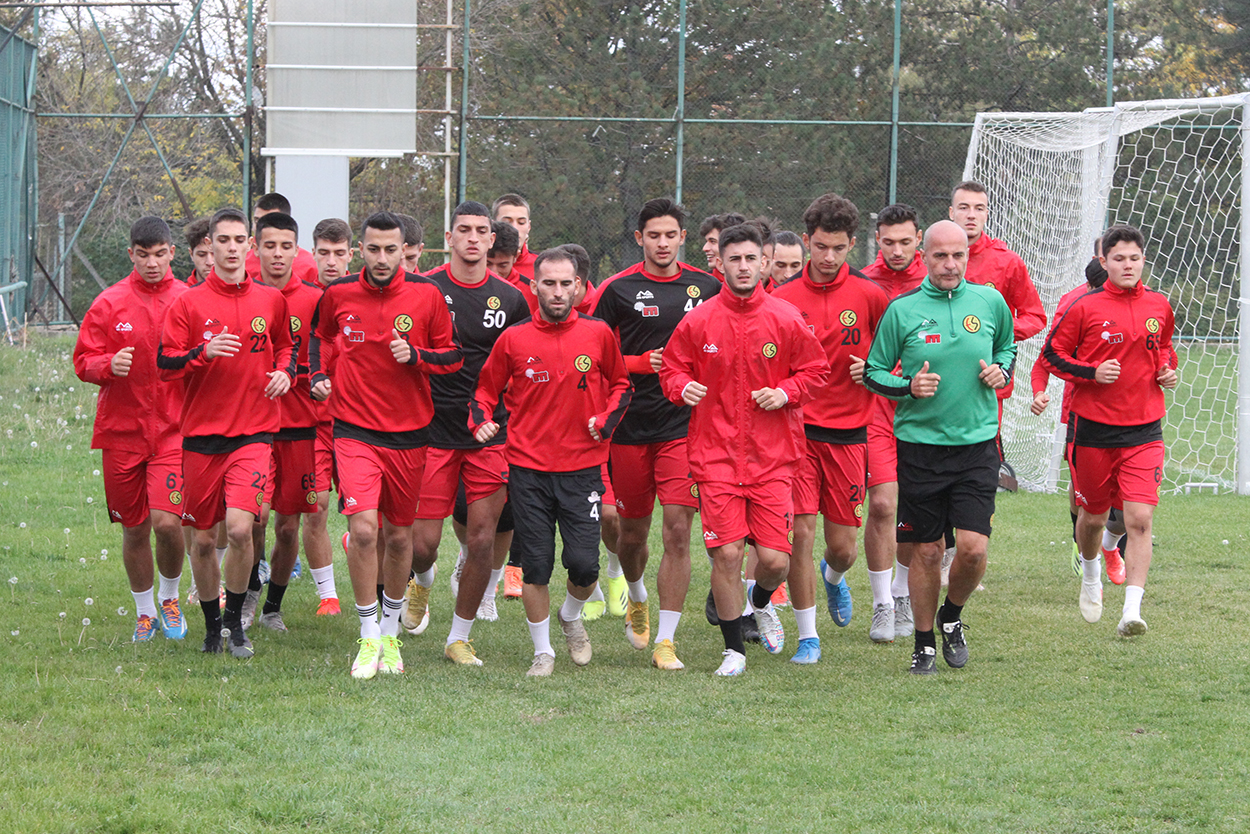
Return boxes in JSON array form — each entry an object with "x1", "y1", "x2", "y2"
[
  {"x1": 896, "y1": 439, "x2": 997, "y2": 543},
  {"x1": 452, "y1": 481, "x2": 515, "y2": 532},
  {"x1": 508, "y1": 465, "x2": 603, "y2": 587}
]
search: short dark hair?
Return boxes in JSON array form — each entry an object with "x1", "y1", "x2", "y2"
[
  {"x1": 876, "y1": 203, "x2": 920, "y2": 231},
  {"x1": 802, "y1": 194, "x2": 859, "y2": 237},
  {"x1": 1100, "y1": 224, "x2": 1146, "y2": 255},
  {"x1": 772, "y1": 230, "x2": 804, "y2": 253},
  {"x1": 209, "y1": 207, "x2": 249, "y2": 236},
  {"x1": 637, "y1": 198, "x2": 685, "y2": 233},
  {"x1": 312, "y1": 218, "x2": 352, "y2": 246},
  {"x1": 491, "y1": 193, "x2": 529, "y2": 217},
  {"x1": 183, "y1": 217, "x2": 210, "y2": 249},
  {"x1": 951, "y1": 180, "x2": 987, "y2": 204},
  {"x1": 360, "y1": 211, "x2": 404, "y2": 240},
  {"x1": 698, "y1": 212, "x2": 746, "y2": 239},
  {"x1": 254, "y1": 211, "x2": 299, "y2": 241},
  {"x1": 718, "y1": 223, "x2": 764, "y2": 254},
  {"x1": 533, "y1": 246, "x2": 577, "y2": 280},
  {"x1": 453, "y1": 201, "x2": 493, "y2": 223},
  {"x1": 557, "y1": 243, "x2": 591, "y2": 281},
  {"x1": 130, "y1": 216, "x2": 172, "y2": 249},
  {"x1": 255, "y1": 192, "x2": 292, "y2": 215},
  {"x1": 1085, "y1": 256, "x2": 1108, "y2": 289},
  {"x1": 395, "y1": 213, "x2": 423, "y2": 247},
  {"x1": 489, "y1": 221, "x2": 520, "y2": 257},
  {"x1": 746, "y1": 216, "x2": 777, "y2": 245}
]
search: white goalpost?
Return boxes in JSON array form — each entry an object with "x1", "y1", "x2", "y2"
[{"x1": 963, "y1": 94, "x2": 1250, "y2": 495}]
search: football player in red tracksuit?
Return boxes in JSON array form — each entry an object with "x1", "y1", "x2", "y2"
[
  {"x1": 660, "y1": 223, "x2": 829, "y2": 677},
  {"x1": 492, "y1": 193, "x2": 538, "y2": 281},
  {"x1": 765, "y1": 230, "x2": 805, "y2": 291},
  {"x1": 158, "y1": 208, "x2": 296, "y2": 658},
  {"x1": 74, "y1": 216, "x2": 189, "y2": 643},
  {"x1": 592, "y1": 198, "x2": 723, "y2": 672},
  {"x1": 248, "y1": 212, "x2": 322, "y2": 632},
  {"x1": 309, "y1": 211, "x2": 462, "y2": 680},
  {"x1": 1041, "y1": 224, "x2": 1177, "y2": 638},
  {"x1": 182, "y1": 217, "x2": 212, "y2": 287},
  {"x1": 858, "y1": 204, "x2": 929, "y2": 641},
  {"x1": 773, "y1": 199, "x2": 889, "y2": 659},
  {"x1": 244, "y1": 192, "x2": 319, "y2": 286},
  {"x1": 469, "y1": 248, "x2": 632, "y2": 676}
]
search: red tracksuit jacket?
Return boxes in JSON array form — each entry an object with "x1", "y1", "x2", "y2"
[
  {"x1": 771, "y1": 262, "x2": 888, "y2": 432},
  {"x1": 1041, "y1": 279, "x2": 1177, "y2": 433},
  {"x1": 660, "y1": 283, "x2": 830, "y2": 484},
  {"x1": 1031, "y1": 283, "x2": 1089, "y2": 425},
  {"x1": 860, "y1": 252, "x2": 927, "y2": 301},
  {"x1": 270, "y1": 276, "x2": 324, "y2": 431},
  {"x1": 158, "y1": 270, "x2": 296, "y2": 441},
  {"x1": 74, "y1": 269, "x2": 187, "y2": 455},
  {"x1": 245, "y1": 247, "x2": 318, "y2": 286},
  {"x1": 469, "y1": 310, "x2": 632, "y2": 472},
  {"x1": 310, "y1": 270, "x2": 462, "y2": 436},
  {"x1": 966, "y1": 234, "x2": 1047, "y2": 400}
]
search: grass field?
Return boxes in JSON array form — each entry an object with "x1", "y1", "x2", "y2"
[{"x1": 2, "y1": 335, "x2": 1249, "y2": 833}]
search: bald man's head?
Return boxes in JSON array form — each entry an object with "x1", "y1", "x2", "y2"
[{"x1": 922, "y1": 220, "x2": 969, "y2": 290}]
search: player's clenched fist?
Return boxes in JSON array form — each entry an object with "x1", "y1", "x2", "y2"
[{"x1": 110, "y1": 346, "x2": 135, "y2": 377}]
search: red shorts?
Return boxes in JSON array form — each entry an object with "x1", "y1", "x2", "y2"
[
  {"x1": 334, "y1": 437, "x2": 426, "y2": 527},
  {"x1": 315, "y1": 421, "x2": 334, "y2": 493},
  {"x1": 610, "y1": 439, "x2": 698, "y2": 518},
  {"x1": 101, "y1": 445, "x2": 184, "y2": 527},
  {"x1": 866, "y1": 398, "x2": 897, "y2": 488},
  {"x1": 1070, "y1": 441, "x2": 1164, "y2": 514},
  {"x1": 698, "y1": 479, "x2": 793, "y2": 554},
  {"x1": 416, "y1": 445, "x2": 509, "y2": 520},
  {"x1": 270, "y1": 437, "x2": 317, "y2": 516},
  {"x1": 599, "y1": 460, "x2": 616, "y2": 510},
  {"x1": 181, "y1": 442, "x2": 272, "y2": 530},
  {"x1": 793, "y1": 439, "x2": 866, "y2": 527}
]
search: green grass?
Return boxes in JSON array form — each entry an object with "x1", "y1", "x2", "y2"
[{"x1": 2, "y1": 335, "x2": 1249, "y2": 833}]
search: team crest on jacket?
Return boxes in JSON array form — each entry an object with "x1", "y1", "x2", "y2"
[
  {"x1": 394, "y1": 314, "x2": 413, "y2": 333},
  {"x1": 687, "y1": 286, "x2": 701, "y2": 298},
  {"x1": 1145, "y1": 317, "x2": 1160, "y2": 334},
  {"x1": 963, "y1": 315, "x2": 981, "y2": 333},
  {"x1": 290, "y1": 315, "x2": 301, "y2": 334},
  {"x1": 839, "y1": 310, "x2": 857, "y2": 327},
  {"x1": 487, "y1": 296, "x2": 501, "y2": 310},
  {"x1": 762, "y1": 342, "x2": 778, "y2": 358},
  {"x1": 574, "y1": 355, "x2": 593, "y2": 372},
  {"x1": 250, "y1": 316, "x2": 267, "y2": 334}
]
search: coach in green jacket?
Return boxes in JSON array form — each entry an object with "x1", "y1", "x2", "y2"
[{"x1": 864, "y1": 219, "x2": 1016, "y2": 676}]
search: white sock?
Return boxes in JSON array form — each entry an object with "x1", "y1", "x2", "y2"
[
  {"x1": 133, "y1": 587, "x2": 158, "y2": 620},
  {"x1": 484, "y1": 567, "x2": 504, "y2": 600},
  {"x1": 794, "y1": 605, "x2": 818, "y2": 640},
  {"x1": 215, "y1": 546, "x2": 227, "y2": 566},
  {"x1": 605, "y1": 547, "x2": 623, "y2": 578},
  {"x1": 559, "y1": 592, "x2": 586, "y2": 622},
  {"x1": 823, "y1": 564, "x2": 845, "y2": 587},
  {"x1": 310, "y1": 564, "x2": 337, "y2": 600},
  {"x1": 379, "y1": 593, "x2": 404, "y2": 637},
  {"x1": 446, "y1": 613, "x2": 473, "y2": 646},
  {"x1": 1081, "y1": 556, "x2": 1102, "y2": 584},
  {"x1": 891, "y1": 562, "x2": 910, "y2": 597},
  {"x1": 655, "y1": 609, "x2": 681, "y2": 643},
  {"x1": 1123, "y1": 585, "x2": 1145, "y2": 621},
  {"x1": 157, "y1": 572, "x2": 181, "y2": 603},
  {"x1": 868, "y1": 568, "x2": 893, "y2": 608},
  {"x1": 357, "y1": 602, "x2": 380, "y2": 639},
  {"x1": 528, "y1": 617, "x2": 554, "y2": 657},
  {"x1": 415, "y1": 568, "x2": 435, "y2": 588},
  {"x1": 587, "y1": 583, "x2": 605, "y2": 603},
  {"x1": 1102, "y1": 529, "x2": 1120, "y2": 551},
  {"x1": 742, "y1": 579, "x2": 756, "y2": 616},
  {"x1": 627, "y1": 577, "x2": 647, "y2": 603}
]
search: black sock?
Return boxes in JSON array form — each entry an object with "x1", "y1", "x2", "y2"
[
  {"x1": 1070, "y1": 510, "x2": 1079, "y2": 540},
  {"x1": 263, "y1": 581, "x2": 287, "y2": 614},
  {"x1": 248, "y1": 562, "x2": 262, "y2": 592},
  {"x1": 200, "y1": 598, "x2": 222, "y2": 634},
  {"x1": 720, "y1": 616, "x2": 746, "y2": 655},
  {"x1": 223, "y1": 589, "x2": 247, "y2": 628},
  {"x1": 939, "y1": 597, "x2": 964, "y2": 625},
  {"x1": 914, "y1": 628, "x2": 936, "y2": 653},
  {"x1": 750, "y1": 582, "x2": 775, "y2": 611}
]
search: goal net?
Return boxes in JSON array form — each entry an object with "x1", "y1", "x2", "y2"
[{"x1": 964, "y1": 94, "x2": 1249, "y2": 495}]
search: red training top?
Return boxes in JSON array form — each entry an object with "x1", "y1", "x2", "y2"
[
  {"x1": 660, "y1": 283, "x2": 829, "y2": 485},
  {"x1": 513, "y1": 245, "x2": 537, "y2": 281},
  {"x1": 269, "y1": 276, "x2": 325, "y2": 431},
  {"x1": 860, "y1": 251, "x2": 926, "y2": 300},
  {"x1": 74, "y1": 269, "x2": 187, "y2": 455},
  {"x1": 245, "y1": 247, "x2": 318, "y2": 286},
  {"x1": 965, "y1": 233, "x2": 1047, "y2": 400},
  {"x1": 1031, "y1": 282, "x2": 1089, "y2": 426}
]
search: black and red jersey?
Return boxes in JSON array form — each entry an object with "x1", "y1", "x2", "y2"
[
  {"x1": 771, "y1": 261, "x2": 889, "y2": 435},
  {"x1": 420, "y1": 263, "x2": 530, "y2": 449},
  {"x1": 270, "y1": 276, "x2": 324, "y2": 432},
  {"x1": 310, "y1": 269, "x2": 461, "y2": 444},
  {"x1": 591, "y1": 261, "x2": 721, "y2": 445},
  {"x1": 158, "y1": 270, "x2": 297, "y2": 444},
  {"x1": 1041, "y1": 279, "x2": 1177, "y2": 445},
  {"x1": 469, "y1": 310, "x2": 631, "y2": 472}
]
